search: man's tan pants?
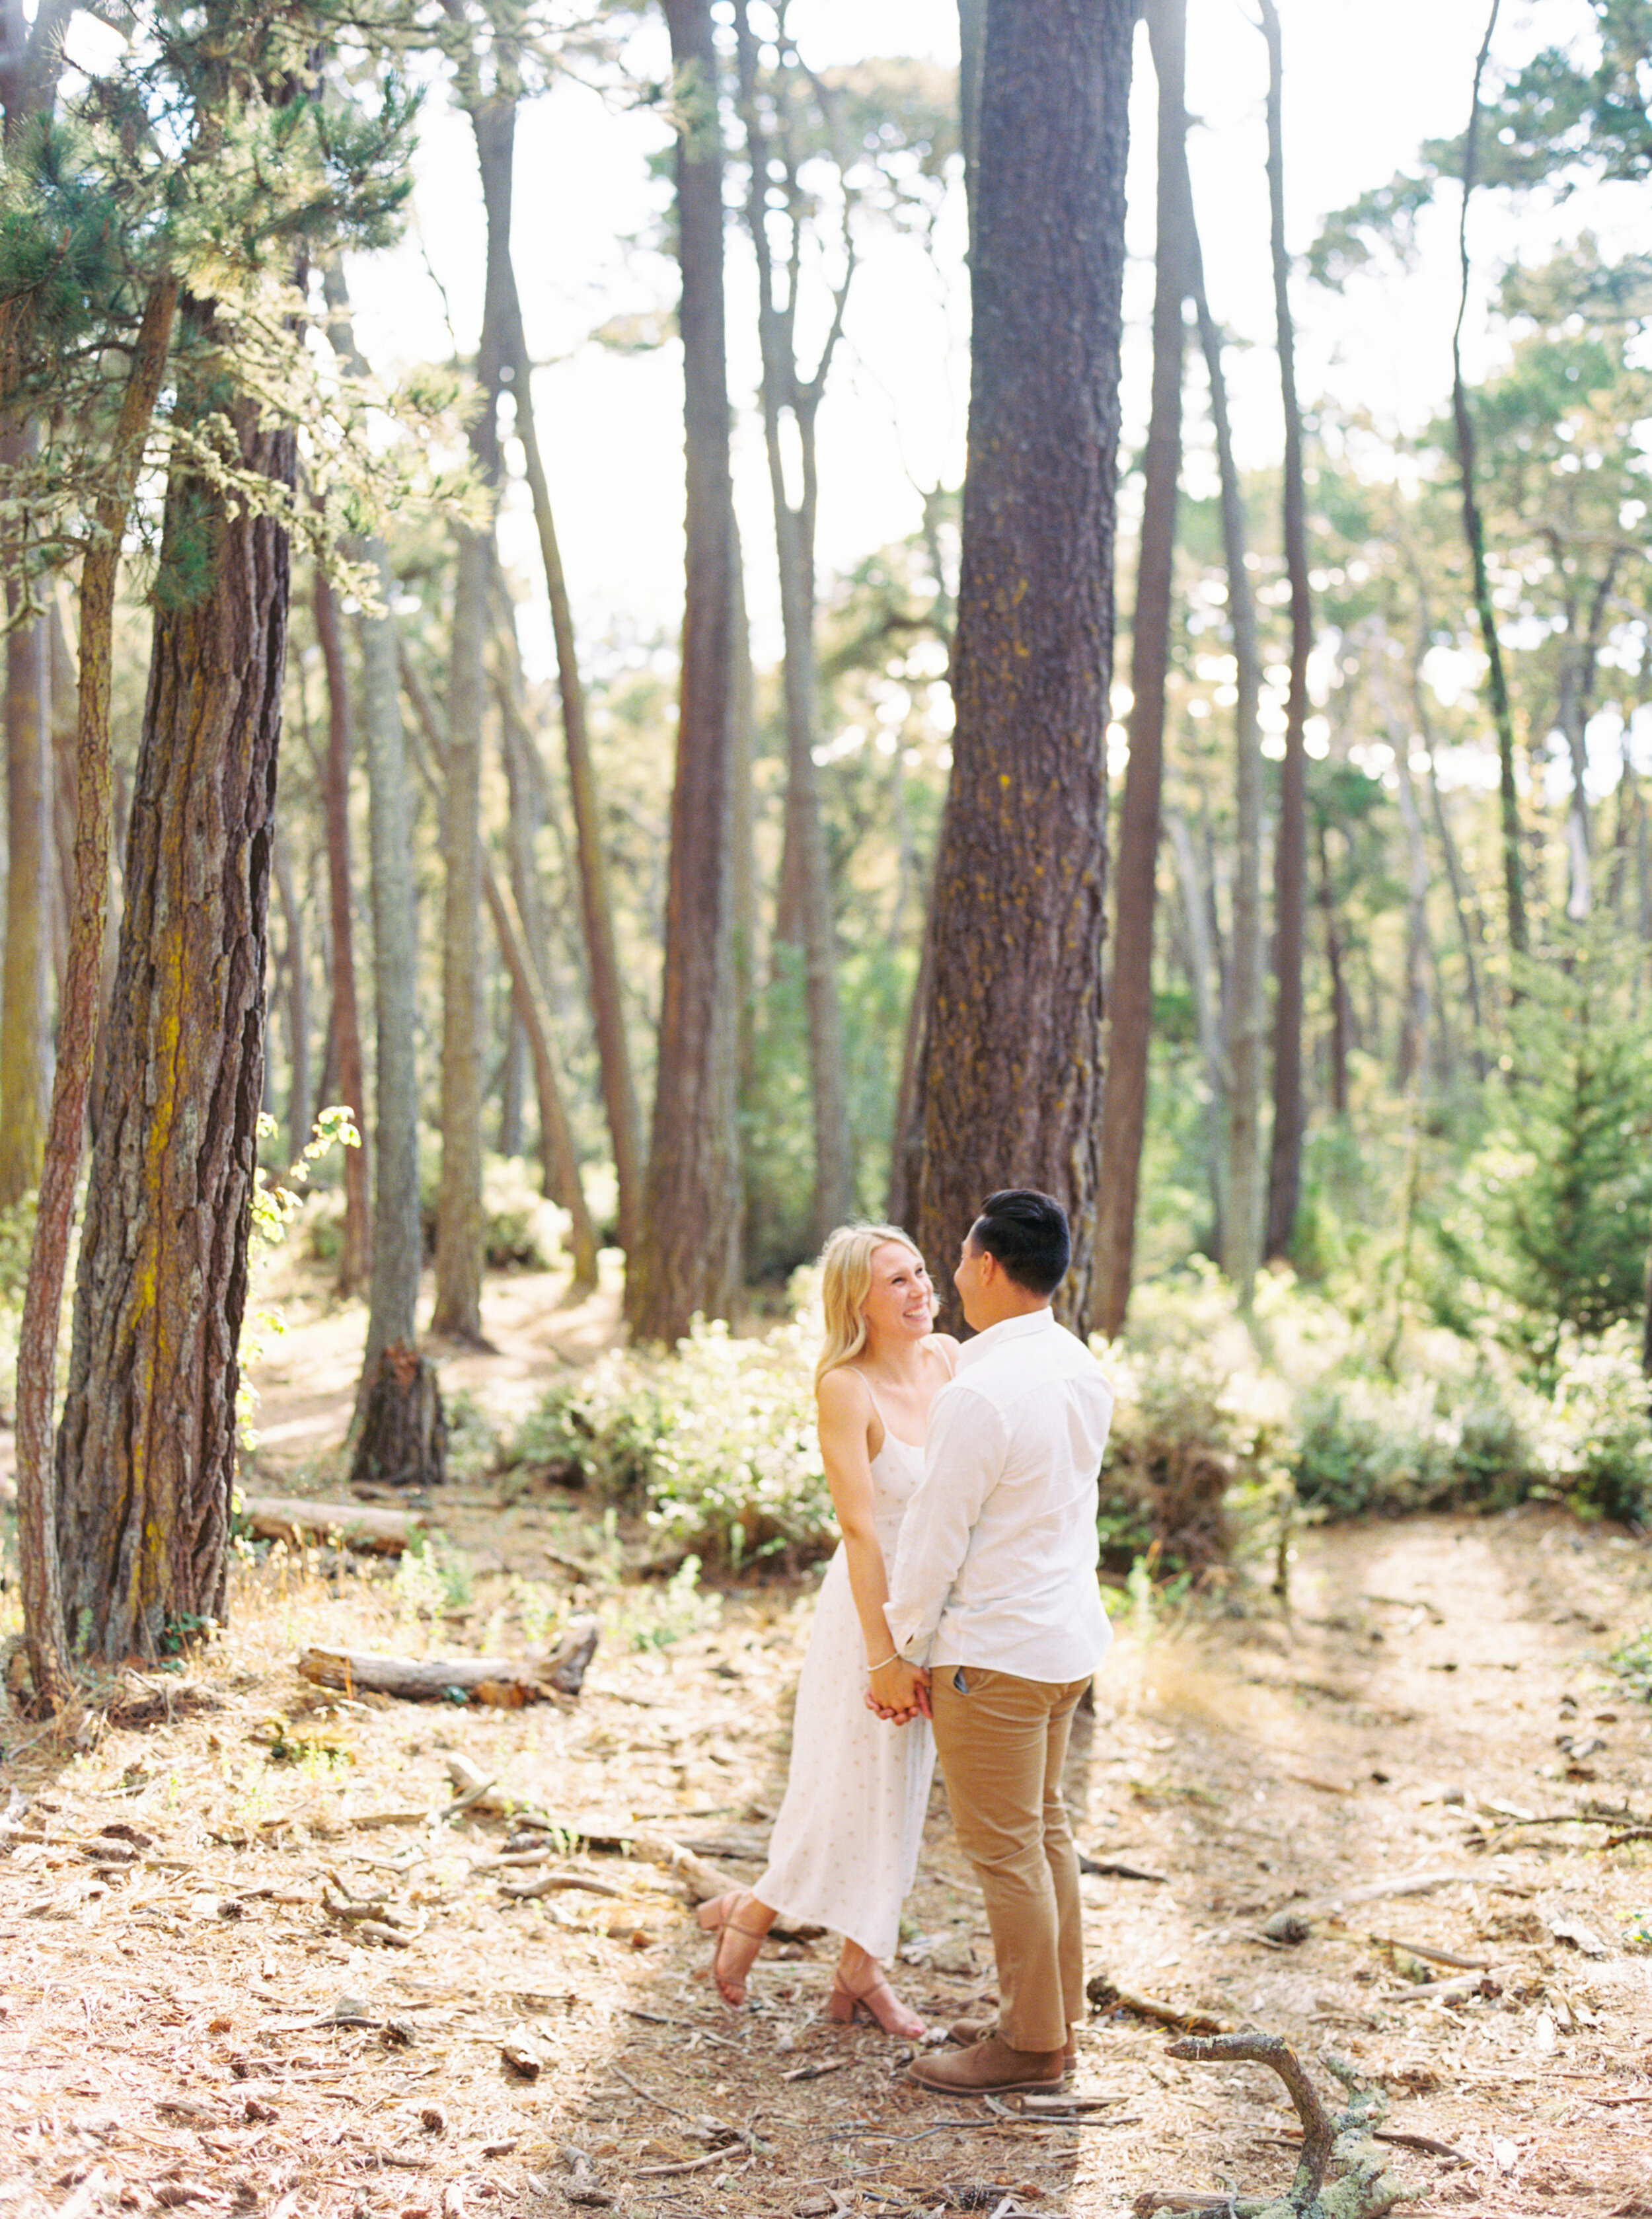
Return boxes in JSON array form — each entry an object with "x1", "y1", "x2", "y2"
[{"x1": 929, "y1": 1665, "x2": 1092, "y2": 2054}]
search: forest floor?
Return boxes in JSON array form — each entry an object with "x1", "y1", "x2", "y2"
[{"x1": 3, "y1": 1264, "x2": 1652, "y2": 2219}]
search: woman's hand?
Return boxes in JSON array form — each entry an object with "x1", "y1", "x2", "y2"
[{"x1": 866, "y1": 1655, "x2": 930, "y2": 1725}]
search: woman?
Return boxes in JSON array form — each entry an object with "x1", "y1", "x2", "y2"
[{"x1": 698, "y1": 1223, "x2": 958, "y2": 2035}]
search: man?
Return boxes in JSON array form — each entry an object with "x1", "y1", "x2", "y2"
[{"x1": 880, "y1": 1189, "x2": 1114, "y2": 2095}]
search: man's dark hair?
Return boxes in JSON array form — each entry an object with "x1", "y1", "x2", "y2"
[{"x1": 969, "y1": 1189, "x2": 1070, "y2": 1297}]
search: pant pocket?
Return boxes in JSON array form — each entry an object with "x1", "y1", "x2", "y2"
[{"x1": 952, "y1": 1667, "x2": 969, "y2": 1694}]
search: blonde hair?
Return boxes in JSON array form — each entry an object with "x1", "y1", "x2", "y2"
[{"x1": 813, "y1": 1222, "x2": 926, "y2": 1390}]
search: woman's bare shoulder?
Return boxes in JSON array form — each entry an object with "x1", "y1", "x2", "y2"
[
  {"x1": 817, "y1": 1363, "x2": 874, "y2": 1415},
  {"x1": 928, "y1": 1333, "x2": 962, "y2": 1377}
]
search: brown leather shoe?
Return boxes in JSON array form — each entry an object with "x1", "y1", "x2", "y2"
[
  {"x1": 948, "y1": 2013, "x2": 1075, "y2": 2065},
  {"x1": 907, "y1": 2033, "x2": 1066, "y2": 2095}
]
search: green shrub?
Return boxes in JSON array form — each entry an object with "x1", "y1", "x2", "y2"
[{"x1": 505, "y1": 1317, "x2": 833, "y2": 1569}]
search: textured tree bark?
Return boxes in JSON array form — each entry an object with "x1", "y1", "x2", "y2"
[
  {"x1": 626, "y1": 0, "x2": 741, "y2": 1343},
  {"x1": 1094, "y1": 0, "x2": 1189, "y2": 1338},
  {"x1": 1453, "y1": 0, "x2": 1526, "y2": 965},
  {"x1": 0, "y1": 465, "x2": 50, "y2": 1207},
  {"x1": 14, "y1": 274, "x2": 178, "y2": 1706},
  {"x1": 53, "y1": 300, "x2": 291, "y2": 1664},
  {"x1": 732, "y1": 1, "x2": 853, "y2": 1244},
  {"x1": 1259, "y1": 0, "x2": 1312, "y2": 1265},
  {"x1": 313, "y1": 567, "x2": 371, "y2": 1292},
  {"x1": 911, "y1": 0, "x2": 1133, "y2": 1337}
]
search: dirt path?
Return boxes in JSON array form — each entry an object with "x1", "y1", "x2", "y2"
[{"x1": 3, "y1": 1495, "x2": 1651, "y2": 2219}]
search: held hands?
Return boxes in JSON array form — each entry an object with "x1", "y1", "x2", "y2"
[{"x1": 865, "y1": 1655, "x2": 930, "y2": 1725}]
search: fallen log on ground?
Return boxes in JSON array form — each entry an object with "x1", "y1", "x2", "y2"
[
  {"x1": 298, "y1": 1618, "x2": 598, "y2": 1707},
  {"x1": 243, "y1": 1496, "x2": 426, "y2": 1554}
]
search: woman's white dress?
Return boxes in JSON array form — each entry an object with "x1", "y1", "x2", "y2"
[{"x1": 753, "y1": 1404, "x2": 936, "y2": 1962}]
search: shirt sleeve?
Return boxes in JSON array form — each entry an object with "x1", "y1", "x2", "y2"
[{"x1": 883, "y1": 1380, "x2": 1005, "y2": 1663}]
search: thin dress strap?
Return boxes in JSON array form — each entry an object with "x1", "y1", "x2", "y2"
[{"x1": 858, "y1": 1367, "x2": 926, "y2": 1453}]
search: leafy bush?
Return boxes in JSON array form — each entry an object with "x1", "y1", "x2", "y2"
[
  {"x1": 1289, "y1": 1328, "x2": 1652, "y2": 1527},
  {"x1": 505, "y1": 1316, "x2": 833, "y2": 1569}
]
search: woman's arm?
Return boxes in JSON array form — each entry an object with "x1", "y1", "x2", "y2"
[{"x1": 817, "y1": 1369, "x2": 926, "y2": 1721}]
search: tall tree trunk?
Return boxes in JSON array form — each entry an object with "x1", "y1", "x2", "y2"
[
  {"x1": 15, "y1": 274, "x2": 178, "y2": 1706},
  {"x1": 313, "y1": 566, "x2": 371, "y2": 1291},
  {"x1": 431, "y1": 525, "x2": 488, "y2": 1342},
  {"x1": 1184, "y1": 200, "x2": 1263, "y2": 1302},
  {"x1": 432, "y1": 90, "x2": 513, "y2": 1343},
  {"x1": 957, "y1": 0, "x2": 984, "y2": 267},
  {"x1": 730, "y1": 516, "x2": 758, "y2": 1119},
  {"x1": 0, "y1": 434, "x2": 50, "y2": 1206},
  {"x1": 732, "y1": 1, "x2": 854, "y2": 1243},
  {"x1": 1452, "y1": 0, "x2": 1526, "y2": 963},
  {"x1": 54, "y1": 301, "x2": 292, "y2": 1664},
  {"x1": 0, "y1": 0, "x2": 75, "y2": 1207},
  {"x1": 1405, "y1": 588, "x2": 1489, "y2": 1076},
  {"x1": 1094, "y1": 0, "x2": 1188, "y2": 1336},
  {"x1": 1314, "y1": 816, "x2": 1351, "y2": 1117},
  {"x1": 271, "y1": 825, "x2": 309, "y2": 1169},
  {"x1": 911, "y1": 0, "x2": 1133, "y2": 1337},
  {"x1": 350, "y1": 544, "x2": 443, "y2": 1482},
  {"x1": 626, "y1": 0, "x2": 741, "y2": 1343},
  {"x1": 1259, "y1": 0, "x2": 1312, "y2": 1263},
  {"x1": 400, "y1": 638, "x2": 599, "y2": 1295},
  {"x1": 1373, "y1": 624, "x2": 1431, "y2": 1094},
  {"x1": 488, "y1": 155, "x2": 643, "y2": 1257},
  {"x1": 1166, "y1": 809, "x2": 1226, "y2": 1248}
]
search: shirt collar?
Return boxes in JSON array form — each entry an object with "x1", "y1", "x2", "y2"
[{"x1": 956, "y1": 1305, "x2": 1056, "y2": 1370}]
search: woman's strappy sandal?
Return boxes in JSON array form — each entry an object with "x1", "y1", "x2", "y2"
[
  {"x1": 827, "y1": 1967, "x2": 926, "y2": 2039},
  {"x1": 696, "y1": 1889, "x2": 769, "y2": 2007}
]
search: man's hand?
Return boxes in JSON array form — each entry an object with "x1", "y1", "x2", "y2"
[{"x1": 866, "y1": 1655, "x2": 930, "y2": 1725}]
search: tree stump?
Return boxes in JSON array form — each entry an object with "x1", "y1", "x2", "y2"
[{"x1": 350, "y1": 1343, "x2": 446, "y2": 1491}]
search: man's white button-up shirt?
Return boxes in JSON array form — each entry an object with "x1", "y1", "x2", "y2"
[{"x1": 884, "y1": 1306, "x2": 1115, "y2": 1682}]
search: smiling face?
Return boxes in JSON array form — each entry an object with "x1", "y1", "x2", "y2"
[{"x1": 858, "y1": 1240, "x2": 936, "y2": 1346}]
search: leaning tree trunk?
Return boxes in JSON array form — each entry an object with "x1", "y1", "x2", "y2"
[
  {"x1": 313, "y1": 566, "x2": 371, "y2": 1291},
  {"x1": 1259, "y1": 0, "x2": 1312, "y2": 1264},
  {"x1": 626, "y1": 0, "x2": 742, "y2": 1344},
  {"x1": 911, "y1": 0, "x2": 1133, "y2": 1338},
  {"x1": 54, "y1": 312, "x2": 293, "y2": 1664},
  {"x1": 1094, "y1": 0, "x2": 1189, "y2": 1338}
]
